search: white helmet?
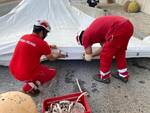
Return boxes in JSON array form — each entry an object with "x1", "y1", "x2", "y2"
[
  {"x1": 34, "y1": 20, "x2": 51, "y2": 32},
  {"x1": 76, "y1": 30, "x2": 84, "y2": 45}
]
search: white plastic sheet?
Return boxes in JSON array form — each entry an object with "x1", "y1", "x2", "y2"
[
  {"x1": 0, "y1": 0, "x2": 150, "y2": 66},
  {"x1": 0, "y1": 0, "x2": 93, "y2": 66}
]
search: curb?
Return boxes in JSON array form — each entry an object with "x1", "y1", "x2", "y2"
[{"x1": 0, "y1": 0, "x2": 20, "y2": 7}]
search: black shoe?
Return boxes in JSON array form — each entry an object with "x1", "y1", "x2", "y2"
[
  {"x1": 29, "y1": 89, "x2": 40, "y2": 97},
  {"x1": 23, "y1": 89, "x2": 40, "y2": 97},
  {"x1": 93, "y1": 74, "x2": 110, "y2": 84},
  {"x1": 112, "y1": 73, "x2": 128, "y2": 83}
]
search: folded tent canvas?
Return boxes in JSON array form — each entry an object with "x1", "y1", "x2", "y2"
[{"x1": 0, "y1": 0, "x2": 150, "y2": 66}]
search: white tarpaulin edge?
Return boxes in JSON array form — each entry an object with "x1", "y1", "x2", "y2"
[{"x1": 0, "y1": 0, "x2": 150, "y2": 66}]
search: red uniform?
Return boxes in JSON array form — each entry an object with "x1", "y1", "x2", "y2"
[
  {"x1": 82, "y1": 16, "x2": 133, "y2": 79},
  {"x1": 9, "y1": 34, "x2": 56, "y2": 84}
]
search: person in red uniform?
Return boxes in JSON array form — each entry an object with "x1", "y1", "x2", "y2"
[
  {"x1": 9, "y1": 20, "x2": 65, "y2": 95},
  {"x1": 76, "y1": 16, "x2": 134, "y2": 84}
]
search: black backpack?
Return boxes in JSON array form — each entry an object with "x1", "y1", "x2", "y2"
[{"x1": 87, "y1": 0, "x2": 97, "y2": 7}]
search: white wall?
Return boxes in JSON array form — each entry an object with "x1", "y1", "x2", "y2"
[{"x1": 142, "y1": 0, "x2": 150, "y2": 15}]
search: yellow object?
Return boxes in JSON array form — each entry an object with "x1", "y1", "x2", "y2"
[
  {"x1": 0, "y1": 91, "x2": 38, "y2": 113},
  {"x1": 128, "y1": 0, "x2": 140, "y2": 13}
]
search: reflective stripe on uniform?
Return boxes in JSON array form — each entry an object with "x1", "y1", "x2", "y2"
[
  {"x1": 28, "y1": 82, "x2": 38, "y2": 89},
  {"x1": 118, "y1": 68, "x2": 127, "y2": 73},
  {"x1": 119, "y1": 73, "x2": 128, "y2": 78},
  {"x1": 100, "y1": 70, "x2": 110, "y2": 76}
]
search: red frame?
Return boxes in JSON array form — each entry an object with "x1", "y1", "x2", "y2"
[{"x1": 42, "y1": 92, "x2": 91, "y2": 113}]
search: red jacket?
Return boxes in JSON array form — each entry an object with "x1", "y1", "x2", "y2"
[
  {"x1": 82, "y1": 16, "x2": 133, "y2": 49},
  {"x1": 9, "y1": 34, "x2": 51, "y2": 80}
]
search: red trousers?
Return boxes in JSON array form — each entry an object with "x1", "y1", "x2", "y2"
[
  {"x1": 14, "y1": 65, "x2": 56, "y2": 85},
  {"x1": 100, "y1": 21, "x2": 133, "y2": 75}
]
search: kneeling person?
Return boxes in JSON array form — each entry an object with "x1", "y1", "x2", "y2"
[{"x1": 9, "y1": 20, "x2": 65, "y2": 95}]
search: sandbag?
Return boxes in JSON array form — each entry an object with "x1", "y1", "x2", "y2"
[
  {"x1": 0, "y1": 91, "x2": 38, "y2": 113},
  {"x1": 128, "y1": 0, "x2": 140, "y2": 13}
]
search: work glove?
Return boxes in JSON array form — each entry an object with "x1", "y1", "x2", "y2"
[
  {"x1": 83, "y1": 53, "x2": 92, "y2": 61},
  {"x1": 52, "y1": 49, "x2": 68, "y2": 58}
]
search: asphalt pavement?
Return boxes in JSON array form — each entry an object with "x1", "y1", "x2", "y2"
[{"x1": 0, "y1": 1, "x2": 150, "y2": 113}]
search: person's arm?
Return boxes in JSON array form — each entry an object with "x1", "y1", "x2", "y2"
[
  {"x1": 83, "y1": 46, "x2": 93, "y2": 61},
  {"x1": 85, "y1": 46, "x2": 92, "y2": 54},
  {"x1": 46, "y1": 54, "x2": 57, "y2": 61}
]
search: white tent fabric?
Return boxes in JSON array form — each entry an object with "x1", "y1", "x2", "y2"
[
  {"x1": 0, "y1": 0, "x2": 93, "y2": 66},
  {"x1": 0, "y1": 0, "x2": 150, "y2": 66}
]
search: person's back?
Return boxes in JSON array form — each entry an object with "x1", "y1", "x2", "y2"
[
  {"x1": 9, "y1": 34, "x2": 50, "y2": 80},
  {"x1": 83, "y1": 16, "x2": 130, "y2": 48},
  {"x1": 85, "y1": 16, "x2": 128, "y2": 38}
]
